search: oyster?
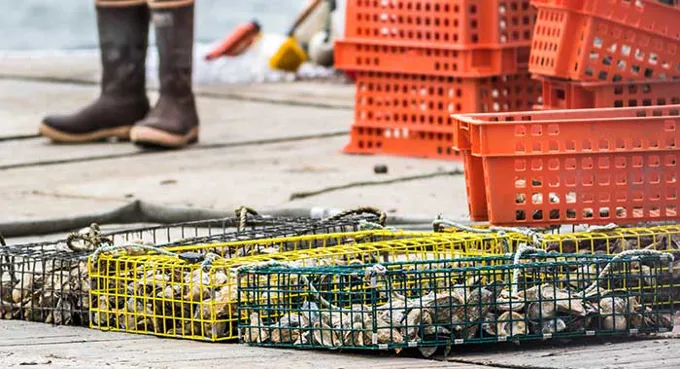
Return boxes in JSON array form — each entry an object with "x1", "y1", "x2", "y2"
[
  {"x1": 312, "y1": 321, "x2": 341, "y2": 348},
  {"x1": 599, "y1": 296, "x2": 640, "y2": 331},
  {"x1": 496, "y1": 311, "x2": 527, "y2": 337}
]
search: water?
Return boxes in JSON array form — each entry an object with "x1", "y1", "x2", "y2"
[
  {"x1": 0, "y1": 0, "x2": 347, "y2": 84},
  {"x1": 0, "y1": 0, "x2": 307, "y2": 50}
]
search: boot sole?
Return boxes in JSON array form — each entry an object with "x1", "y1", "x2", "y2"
[
  {"x1": 39, "y1": 123, "x2": 132, "y2": 143},
  {"x1": 130, "y1": 126, "x2": 199, "y2": 149}
]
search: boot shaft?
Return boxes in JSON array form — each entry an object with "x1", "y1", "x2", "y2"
[
  {"x1": 96, "y1": 1, "x2": 150, "y2": 97},
  {"x1": 149, "y1": 0, "x2": 195, "y2": 97}
]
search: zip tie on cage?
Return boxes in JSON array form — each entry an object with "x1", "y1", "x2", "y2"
[
  {"x1": 578, "y1": 249, "x2": 675, "y2": 298},
  {"x1": 320, "y1": 207, "x2": 387, "y2": 226},
  {"x1": 90, "y1": 243, "x2": 178, "y2": 265},
  {"x1": 66, "y1": 223, "x2": 113, "y2": 252},
  {"x1": 511, "y1": 245, "x2": 548, "y2": 296},
  {"x1": 234, "y1": 206, "x2": 259, "y2": 232},
  {"x1": 234, "y1": 260, "x2": 341, "y2": 310}
]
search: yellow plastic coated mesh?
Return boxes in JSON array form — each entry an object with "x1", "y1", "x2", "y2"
[{"x1": 89, "y1": 230, "x2": 510, "y2": 342}]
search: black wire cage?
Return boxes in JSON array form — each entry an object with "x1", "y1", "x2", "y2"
[{"x1": 0, "y1": 210, "x2": 383, "y2": 327}]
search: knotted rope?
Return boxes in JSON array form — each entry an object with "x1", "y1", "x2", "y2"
[{"x1": 319, "y1": 207, "x2": 387, "y2": 226}]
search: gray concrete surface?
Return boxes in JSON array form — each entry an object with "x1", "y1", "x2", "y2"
[{"x1": 0, "y1": 56, "x2": 677, "y2": 368}]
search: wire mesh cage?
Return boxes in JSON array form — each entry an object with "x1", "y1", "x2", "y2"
[
  {"x1": 238, "y1": 251, "x2": 675, "y2": 355},
  {"x1": 88, "y1": 231, "x2": 510, "y2": 342},
  {"x1": 0, "y1": 210, "x2": 383, "y2": 327},
  {"x1": 536, "y1": 224, "x2": 680, "y2": 307}
]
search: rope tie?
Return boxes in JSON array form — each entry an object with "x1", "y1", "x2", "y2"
[
  {"x1": 578, "y1": 249, "x2": 674, "y2": 298},
  {"x1": 431, "y1": 217, "x2": 546, "y2": 247},
  {"x1": 90, "y1": 243, "x2": 178, "y2": 265},
  {"x1": 585, "y1": 223, "x2": 619, "y2": 233},
  {"x1": 236, "y1": 260, "x2": 342, "y2": 310},
  {"x1": 320, "y1": 207, "x2": 387, "y2": 226},
  {"x1": 66, "y1": 223, "x2": 113, "y2": 252},
  {"x1": 234, "y1": 206, "x2": 259, "y2": 232},
  {"x1": 431, "y1": 218, "x2": 493, "y2": 234},
  {"x1": 358, "y1": 220, "x2": 397, "y2": 232},
  {"x1": 364, "y1": 264, "x2": 387, "y2": 287},
  {"x1": 200, "y1": 252, "x2": 224, "y2": 272},
  {"x1": 510, "y1": 245, "x2": 547, "y2": 295}
]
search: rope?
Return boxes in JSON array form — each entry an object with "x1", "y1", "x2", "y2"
[
  {"x1": 364, "y1": 263, "x2": 407, "y2": 302},
  {"x1": 431, "y1": 218, "x2": 493, "y2": 234},
  {"x1": 431, "y1": 217, "x2": 546, "y2": 247},
  {"x1": 510, "y1": 245, "x2": 547, "y2": 296},
  {"x1": 235, "y1": 260, "x2": 342, "y2": 310},
  {"x1": 65, "y1": 223, "x2": 113, "y2": 252},
  {"x1": 234, "y1": 206, "x2": 259, "y2": 232},
  {"x1": 358, "y1": 220, "x2": 397, "y2": 232},
  {"x1": 585, "y1": 223, "x2": 619, "y2": 233},
  {"x1": 578, "y1": 249, "x2": 675, "y2": 298},
  {"x1": 200, "y1": 252, "x2": 225, "y2": 272},
  {"x1": 90, "y1": 243, "x2": 178, "y2": 266},
  {"x1": 320, "y1": 207, "x2": 387, "y2": 226},
  {"x1": 0, "y1": 231, "x2": 16, "y2": 285}
]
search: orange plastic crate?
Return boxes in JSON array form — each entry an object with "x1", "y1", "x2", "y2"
[
  {"x1": 344, "y1": 0, "x2": 536, "y2": 47},
  {"x1": 343, "y1": 124, "x2": 461, "y2": 159},
  {"x1": 539, "y1": 76, "x2": 680, "y2": 109},
  {"x1": 453, "y1": 105, "x2": 680, "y2": 226},
  {"x1": 529, "y1": 0, "x2": 680, "y2": 82},
  {"x1": 334, "y1": 41, "x2": 531, "y2": 77},
  {"x1": 343, "y1": 70, "x2": 542, "y2": 159},
  {"x1": 456, "y1": 105, "x2": 680, "y2": 157},
  {"x1": 463, "y1": 153, "x2": 489, "y2": 220}
]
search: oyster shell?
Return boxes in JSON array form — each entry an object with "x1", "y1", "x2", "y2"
[
  {"x1": 312, "y1": 321, "x2": 341, "y2": 347},
  {"x1": 496, "y1": 311, "x2": 527, "y2": 337}
]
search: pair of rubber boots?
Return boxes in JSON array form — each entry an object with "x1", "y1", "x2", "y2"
[{"x1": 40, "y1": 1, "x2": 199, "y2": 149}]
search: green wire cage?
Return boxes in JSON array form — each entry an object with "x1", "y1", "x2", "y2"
[{"x1": 237, "y1": 252, "x2": 675, "y2": 355}]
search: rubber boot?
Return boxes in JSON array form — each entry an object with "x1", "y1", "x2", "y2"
[
  {"x1": 40, "y1": 1, "x2": 150, "y2": 143},
  {"x1": 130, "y1": 0, "x2": 199, "y2": 149}
]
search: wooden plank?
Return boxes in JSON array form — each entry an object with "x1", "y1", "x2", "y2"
[
  {"x1": 0, "y1": 321, "x2": 486, "y2": 369},
  {"x1": 0, "y1": 192, "x2": 126, "y2": 224},
  {"x1": 198, "y1": 82, "x2": 354, "y2": 109},
  {"x1": 450, "y1": 337, "x2": 680, "y2": 369},
  {"x1": 0, "y1": 136, "x2": 464, "y2": 223},
  {"x1": 0, "y1": 79, "x2": 353, "y2": 168}
]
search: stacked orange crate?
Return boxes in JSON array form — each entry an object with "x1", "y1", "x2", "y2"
[
  {"x1": 334, "y1": 0, "x2": 542, "y2": 159},
  {"x1": 530, "y1": 0, "x2": 680, "y2": 110}
]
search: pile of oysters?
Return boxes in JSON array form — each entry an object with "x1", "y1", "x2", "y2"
[
  {"x1": 0, "y1": 252, "x2": 90, "y2": 326},
  {"x1": 242, "y1": 260, "x2": 674, "y2": 356}
]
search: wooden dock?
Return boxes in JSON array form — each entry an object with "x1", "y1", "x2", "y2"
[{"x1": 0, "y1": 53, "x2": 678, "y2": 369}]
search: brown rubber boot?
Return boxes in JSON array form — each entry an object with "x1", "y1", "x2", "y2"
[
  {"x1": 40, "y1": 1, "x2": 151, "y2": 143},
  {"x1": 130, "y1": 0, "x2": 199, "y2": 149}
]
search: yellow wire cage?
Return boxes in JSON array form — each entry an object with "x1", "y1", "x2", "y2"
[{"x1": 89, "y1": 230, "x2": 511, "y2": 342}]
